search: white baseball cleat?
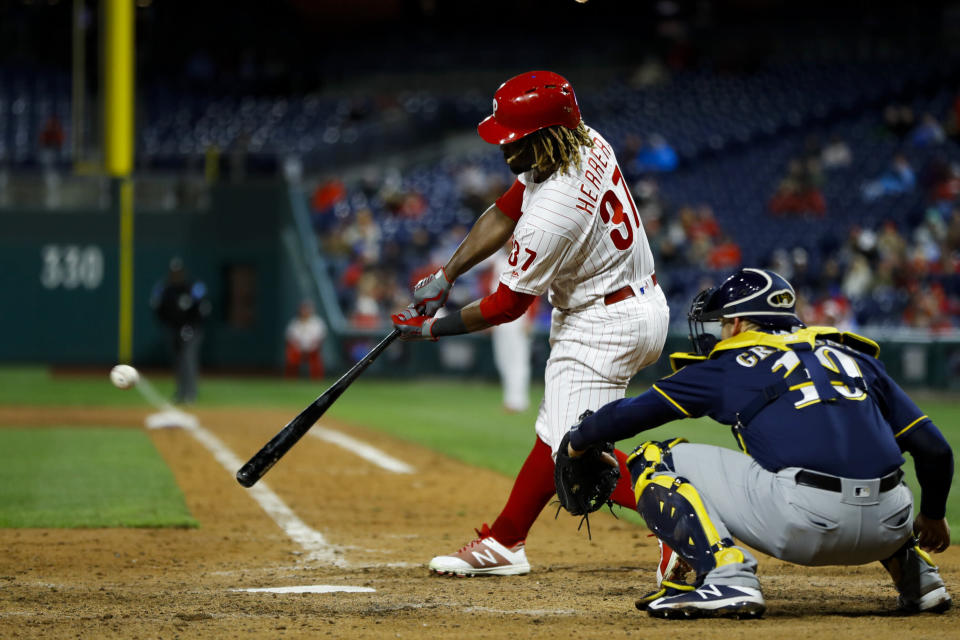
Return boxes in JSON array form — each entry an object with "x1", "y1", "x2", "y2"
[
  {"x1": 429, "y1": 525, "x2": 530, "y2": 577},
  {"x1": 646, "y1": 583, "x2": 766, "y2": 619},
  {"x1": 898, "y1": 585, "x2": 952, "y2": 614}
]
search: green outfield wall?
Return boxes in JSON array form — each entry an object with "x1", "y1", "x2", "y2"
[{"x1": 1, "y1": 183, "x2": 300, "y2": 369}]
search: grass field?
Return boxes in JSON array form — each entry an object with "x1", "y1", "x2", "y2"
[
  {"x1": 0, "y1": 427, "x2": 196, "y2": 528},
  {"x1": 1, "y1": 366, "x2": 957, "y2": 537}
]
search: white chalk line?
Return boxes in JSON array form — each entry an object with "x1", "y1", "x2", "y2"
[
  {"x1": 310, "y1": 425, "x2": 415, "y2": 474},
  {"x1": 129, "y1": 371, "x2": 416, "y2": 577},
  {"x1": 233, "y1": 585, "x2": 376, "y2": 594},
  {"x1": 181, "y1": 420, "x2": 345, "y2": 567},
  {"x1": 463, "y1": 606, "x2": 579, "y2": 616},
  {"x1": 133, "y1": 375, "x2": 175, "y2": 412},
  {"x1": 131, "y1": 374, "x2": 342, "y2": 566}
]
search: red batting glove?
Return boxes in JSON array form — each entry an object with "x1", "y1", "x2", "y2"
[{"x1": 391, "y1": 307, "x2": 438, "y2": 341}]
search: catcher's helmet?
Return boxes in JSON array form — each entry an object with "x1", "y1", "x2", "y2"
[
  {"x1": 688, "y1": 267, "x2": 804, "y2": 355},
  {"x1": 478, "y1": 71, "x2": 581, "y2": 145}
]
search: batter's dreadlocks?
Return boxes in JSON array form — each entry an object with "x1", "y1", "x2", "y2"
[{"x1": 512, "y1": 122, "x2": 594, "y2": 177}]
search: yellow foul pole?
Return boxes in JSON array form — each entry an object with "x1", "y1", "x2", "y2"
[{"x1": 104, "y1": 0, "x2": 135, "y2": 362}]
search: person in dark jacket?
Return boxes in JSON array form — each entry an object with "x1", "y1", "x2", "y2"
[{"x1": 150, "y1": 258, "x2": 211, "y2": 404}]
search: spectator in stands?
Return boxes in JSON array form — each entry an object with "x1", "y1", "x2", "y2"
[
  {"x1": 310, "y1": 177, "x2": 347, "y2": 226},
  {"x1": 285, "y1": 299, "x2": 327, "y2": 379},
  {"x1": 38, "y1": 115, "x2": 65, "y2": 161},
  {"x1": 456, "y1": 162, "x2": 506, "y2": 215},
  {"x1": 861, "y1": 153, "x2": 915, "y2": 201},
  {"x1": 767, "y1": 247, "x2": 795, "y2": 281},
  {"x1": 706, "y1": 233, "x2": 742, "y2": 270},
  {"x1": 789, "y1": 247, "x2": 816, "y2": 294},
  {"x1": 689, "y1": 204, "x2": 721, "y2": 241},
  {"x1": 657, "y1": 211, "x2": 688, "y2": 266},
  {"x1": 818, "y1": 257, "x2": 844, "y2": 298},
  {"x1": 794, "y1": 291, "x2": 815, "y2": 325},
  {"x1": 631, "y1": 133, "x2": 678, "y2": 174},
  {"x1": 768, "y1": 157, "x2": 826, "y2": 216},
  {"x1": 902, "y1": 283, "x2": 954, "y2": 332},
  {"x1": 946, "y1": 206, "x2": 960, "y2": 252},
  {"x1": 882, "y1": 102, "x2": 915, "y2": 140},
  {"x1": 912, "y1": 210, "x2": 946, "y2": 267},
  {"x1": 842, "y1": 253, "x2": 874, "y2": 299},
  {"x1": 350, "y1": 271, "x2": 383, "y2": 330},
  {"x1": 816, "y1": 295, "x2": 857, "y2": 332},
  {"x1": 820, "y1": 135, "x2": 853, "y2": 169},
  {"x1": 876, "y1": 219, "x2": 908, "y2": 262},
  {"x1": 929, "y1": 162, "x2": 960, "y2": 207},
  {"x1": 342, "y1": 207, "x2": 382, "y2": 264},
  {"x1": 381, "y1": 178, "x2": 428, "y2": 220},
  {"x1": 632, "y1": 176, "x2": 664, "y2": 223},
  {"x1": 909, "y1": 113, "x2": 946, "y2": 148}
]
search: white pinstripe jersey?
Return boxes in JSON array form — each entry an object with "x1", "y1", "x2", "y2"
[{"x1": 498, "y1": 127, "x2": 656, "y2": 311}]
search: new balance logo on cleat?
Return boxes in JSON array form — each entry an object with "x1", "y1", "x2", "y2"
[
  {"x1": 635, "y1": 580, "x2": 695, "y2": 611},
  {"x1": 646, "y1": 583, "x2": 766, "y2": 619},
  {"x1": 428, "y1": 525, "x2": 531, "y2": 577}
]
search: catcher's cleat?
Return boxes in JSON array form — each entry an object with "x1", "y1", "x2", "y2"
[
  {"x1": 635, "y1": 580, "x2": 695, "y2": 611},
  {"x1": 646, "y1": 584, "x2": 766, "y2": 620},
  {"x1": 898, "y1": 586, "x2": 952, "y2": 614},
  {"x1": 429, "y1": 525, "x2": 530, "y2": 577},
  {"x1": 883, "y1": 538, "x2": 951, "y2": 614}
]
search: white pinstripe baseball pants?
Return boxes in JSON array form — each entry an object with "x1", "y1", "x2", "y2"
[{"x1": 536, "y1": 284, "x2": 670, "y2": 453}]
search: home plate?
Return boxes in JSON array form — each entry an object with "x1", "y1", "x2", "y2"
[{"x1": 233, "y1": 585, "x2": 376, "y2": 594}]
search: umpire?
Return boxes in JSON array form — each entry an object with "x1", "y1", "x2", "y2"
[
  {"x1": 566, "y1": 267, "x2": 953, "y2": 619},
  {"x1": 150, "y1": 257, "x2": 211, "y2": 404}
]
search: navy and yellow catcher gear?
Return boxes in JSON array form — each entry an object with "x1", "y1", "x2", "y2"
[
  {"x1": 627, "y1": 439, "x2": 744, "y2": 580},
  {"x1": 689, "y1": 268, "x2": 805, "y2": 355}
]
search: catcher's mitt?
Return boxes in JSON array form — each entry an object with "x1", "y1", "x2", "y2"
[{"x1": 554, "y1": 420, "x2": 620, "y2": 537}]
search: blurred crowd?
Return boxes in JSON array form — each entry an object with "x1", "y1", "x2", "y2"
[
  {"x1": 305, "y1": 88, "x2": 960, "y2": 336},
  {"x1": 308, "y1": 161, "x2": 516, "y2": 334}
]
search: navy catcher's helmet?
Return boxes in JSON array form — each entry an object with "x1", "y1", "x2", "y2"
[{"x1": 688, "y1": 268, "x2": 804, "y2": 355}]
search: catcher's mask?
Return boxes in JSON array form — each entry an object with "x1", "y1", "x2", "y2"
[{"x1": 688, "y1": 267, "x2": 805, "y2": 355}]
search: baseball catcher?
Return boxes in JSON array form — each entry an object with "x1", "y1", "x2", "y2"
[{"x1": 563, "y1": 267, "x2": 953, "y2": 619}]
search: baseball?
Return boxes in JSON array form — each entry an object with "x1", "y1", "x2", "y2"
[{"x1": 109, "y1": 364, "x2": 140, "y2": 390}]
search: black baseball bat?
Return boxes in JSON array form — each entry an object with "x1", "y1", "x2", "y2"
[{"x1": 236, "y1": 328, "x2": 401, "y2": 487}]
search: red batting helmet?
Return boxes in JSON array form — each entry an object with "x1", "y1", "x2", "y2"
[{"x1": 477, "y1": 71, "x2": 582, "y2": 145}]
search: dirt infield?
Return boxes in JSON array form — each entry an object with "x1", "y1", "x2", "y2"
[{"x1": 1, "y1": 407, "x2": 957, "y2": 639}]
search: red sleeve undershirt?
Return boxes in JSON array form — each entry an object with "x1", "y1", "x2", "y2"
[
  {"x1": 495, "y1": 179, "x2": 525, "y2": 222},
  {"x1": 479, "y1": 282, "x2": 536, "y2": 325}
]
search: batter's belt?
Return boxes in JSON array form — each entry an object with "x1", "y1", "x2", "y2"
[
  {"x1": 603, "y1": 273, "x2": 658, "y2": 306},
  {"x1": 795, "y1": 468, "x2": 904, "y2": 493}
]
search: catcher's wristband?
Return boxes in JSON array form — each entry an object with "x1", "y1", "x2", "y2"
[{"x1": 430, "y1": 310, "x2": 468, "y2": 338}]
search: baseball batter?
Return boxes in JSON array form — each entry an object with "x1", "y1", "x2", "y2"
[
  {"x1": 567, "y1": 268, "x2": 953, "y2": 618},
  {"x1": 392, "y1": 70, "x2": 670, "y2": 575}
]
